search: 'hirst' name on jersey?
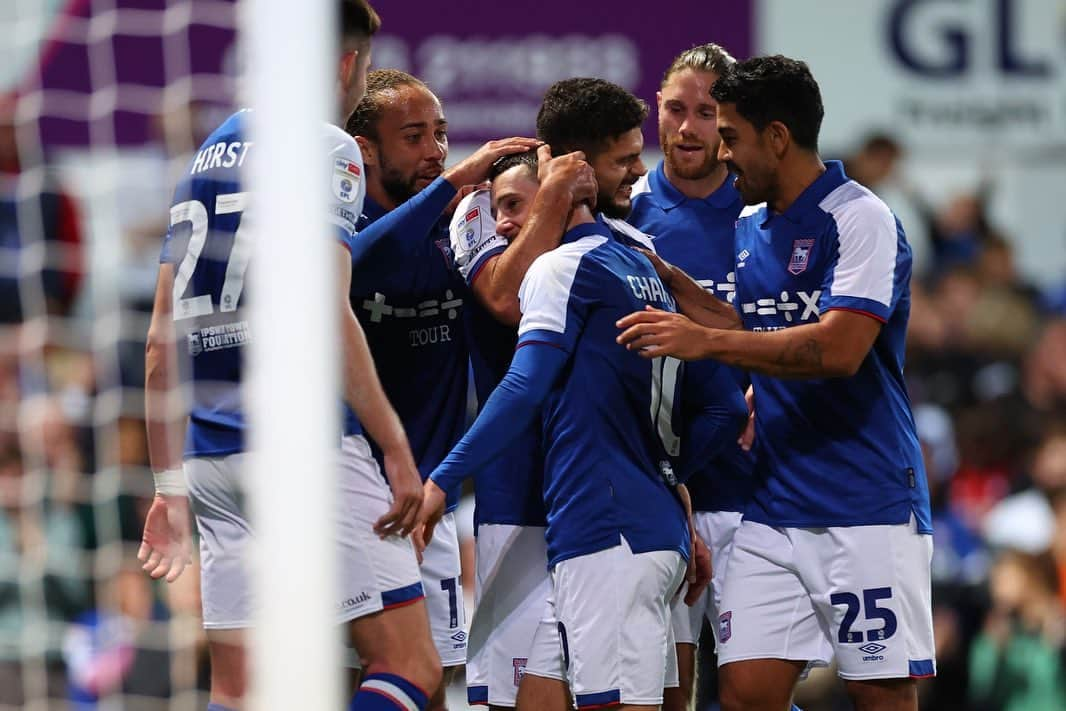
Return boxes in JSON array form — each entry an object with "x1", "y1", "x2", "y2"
[
  {"x1": 190, "y1": 141, "x2": 253, "y2": 175},
  {"x1": 627, "y1": 274, "x2": 676, "y2": 310}
]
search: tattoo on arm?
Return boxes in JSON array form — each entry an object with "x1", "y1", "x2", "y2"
[{"x1": 774, "y1": 337, "x2": 823, "y2": 375}]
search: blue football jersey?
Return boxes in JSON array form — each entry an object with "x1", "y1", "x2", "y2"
[
  {"x1": 733, "y1": 161, "x2": 932, "y2": 532},
  {"x1": 161, "y1": 111, "x2": 364, "y2": 457},
  {"x1": 518, "y1": 219, "x2": 690, "y2": 566},
  {"x1": 347, "y1": 177, "x2": 467, "y2": 510},
  {"x1": 450, "y1": 190, "x2": 546, "y2": 528},
  {"x1": 629, "y1": 161, "x2": 753, "y2": 513}
]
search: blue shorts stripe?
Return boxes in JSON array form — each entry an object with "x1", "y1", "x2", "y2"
[
  {"x1": 381, "y1": 581, "x2": 425, "y2": 609},
  {"x1": 467, "y1": 685, "x2": 489, "y2": 705},
  {"x1": 575, "y1": 689, "x2": 621, "y2": 709},
  {"x1": 908, "y1": 659, "x2": 935, "y2": 678}
]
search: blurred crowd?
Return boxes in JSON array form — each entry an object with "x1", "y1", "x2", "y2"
[{"x1": 1, "y1": 91, "x2": 1065, "y2": 709}]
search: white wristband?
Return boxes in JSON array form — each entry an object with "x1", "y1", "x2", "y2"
[{"x1": 153, "y1": 468, "x2": 187, "y2": 497}]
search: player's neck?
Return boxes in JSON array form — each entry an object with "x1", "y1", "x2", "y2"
[
  {"x1": 567, "y1": 203, "x2": 596, "y2": 229},
  {"x1": 770, "y1": 154, "x2": 826, "y2": 215},
  {"x1": 365, "y1": 181, "x2": 398, "y2": 211},
  {"x1": 663, "y1": 160, "x2": 729, "y2": 200}
]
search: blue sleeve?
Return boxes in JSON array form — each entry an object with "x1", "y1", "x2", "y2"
[
  {"x1": 349, "y1": 176, "x2": 457, "y2": 266},
  {"x1": 430, "y1": 343, "x2": 569, "y2": 491},
  {"x1": 678, "y1": 360, "x2": 748, "y2": 483}
]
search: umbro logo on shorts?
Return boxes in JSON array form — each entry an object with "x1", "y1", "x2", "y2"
[
  {"x1": 719, "y1": 611, "x2": 732, "y2": 642},
  {"x1": 859, "y1": 642, "x2": 887, "y2": 661}
]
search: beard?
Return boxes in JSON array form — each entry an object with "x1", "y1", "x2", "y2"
[
  {"x1": 597, "y1": 182, "x2": 634, "y2": 220},
  {"x1": 661, "y1": 130, "x2": 720, "y2": 181},
  {"x1": 379, "y1": 165, "x2": 419, "y2": 206}
]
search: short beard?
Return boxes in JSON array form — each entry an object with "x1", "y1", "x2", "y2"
[
  {"x1": 598, "y1": 189, "x2": 632, "y2": 220},
  {"x1": 379, "y1": 167, "x2": 418, "y2": 206},
  {"x1": 665, "y1": 145, "x2": 719, "y2": 181}
]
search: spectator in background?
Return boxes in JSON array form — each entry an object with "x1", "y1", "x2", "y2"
[
  {"x1": 1024, "y1": 319, "x2": 1066, "y2": 413},
  {"x1": 0, "y1": 93, "x2": 83, "y2": 323},
  {"x1": 968, "y1": 549, "x2": 1066, "y2": 711}
]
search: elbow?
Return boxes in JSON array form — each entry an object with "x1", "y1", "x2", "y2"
[{"x1": 486, "y1": 294, "x2": 522, "y2": 328}]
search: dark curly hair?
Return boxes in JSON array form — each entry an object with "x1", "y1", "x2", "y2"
[
  {"x1": 536, "y1": 78, "x2": 648, "y2": 158},
  {"x1": 710, "y1": 55, "x2": 824, "y2": 152},
  {"x1": 346, "y1": 69, "x2": 429, "y2": 141},
  {"x1": 488, "y1": 149, "x2": 539, "y2": 182}
]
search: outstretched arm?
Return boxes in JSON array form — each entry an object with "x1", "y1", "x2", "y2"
[
  {"x1": 617, "y1": 307, "x2": 882, "y2": 379},
  {"x1": 419, "y1": 343, "x2": 568, "y2": 539}
]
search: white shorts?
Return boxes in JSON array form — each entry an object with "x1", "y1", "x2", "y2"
[
  {"x1": 186, "y1": 435, "x2": 423, "y2": 630},
  {"x1": 716, "y1": 517, "x2": 936, "y2": 680},
  {"x1": 671, "y1": 510, "x2": 743, "y2": 648},
  {"x1": 421, "y1": 511, "x2": 467, "y2": 666},
  {"x1": 552, "y1": 538, "x2": 686, "y2": 709},
  {"x1": 466, "y1": 524, "x2": 552, "y2": 707}
]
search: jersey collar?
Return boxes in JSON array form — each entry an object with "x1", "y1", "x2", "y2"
[
  {"x1": 361, "y1": 193, "x2": 388, "y2": 223},
  {"x1": 561, "y1": 220, "x2": 612, "y2": 245},
  {"x1": 776, "y1": 160, "x2": 849, "y2": 225},
  {"x1": 650, "y1": 160, "x2": 741, "y2": 211}
]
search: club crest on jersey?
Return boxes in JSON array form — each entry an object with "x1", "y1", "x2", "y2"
[
  {"x1": 788, "y1": 239, "x2": 815, "y2": 275},
  {"x1": 435, "y1": 237, "x2": 456, "y2": 266}
]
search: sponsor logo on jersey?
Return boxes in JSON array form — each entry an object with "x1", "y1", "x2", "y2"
[
  {"x1": 187, "y1": 321, "x2": 251, "y2": 355},
  {"x1": 334, "y1": 158, "x2": 361, "y2": 178},
  {"x1": 788, "y1": 239, "x2": 815, "y2": 275},
  {"x1": 740, "y1": 289, "x2": 822, "y2": 324},
  {"x1": 336, "y1": 591, "x2": 372, "y2": 611}
]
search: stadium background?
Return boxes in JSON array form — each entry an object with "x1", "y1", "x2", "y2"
[{"x1": 1, "y1": 0, "x2": 1064, "y2": 708}]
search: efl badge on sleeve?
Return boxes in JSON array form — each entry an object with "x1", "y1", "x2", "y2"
[
  {"x1": 788, "y1": 239, "x2": 815, "y2": 275},
  {"x1": 333, "y1": 158, "x2": 361, "y2": 204},
  {"x1": 460, "y1": 206, "x2": 481, "y2": 249}
]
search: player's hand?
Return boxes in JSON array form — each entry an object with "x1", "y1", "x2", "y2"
[
  {"x1": 417, "y1": 479, "x2": 449, "y2": 548},
  {"x1": 634, "y1": 247, "x2": 677, "y2": 288},
  {"x1": 374, "y1": 446, "x2": 423, "y2": 538},
  {"x1": 138, "y1": 494, "x2": 193, "y2": 583},
  {"x1": 443, "y1": 137, "x2": 542, "y2": 190},
  {"x1": 684, "y1": 533, "x2": 712, "y2": 606},
  {"x1": 738, "y1": 385, "x2": 756, "y2": 451},
  {"x1": 615, "y1": 306, "x2": 710, "y2": 360},
  {"x1": 536, "y1": 144, "x2": 597, "y2": 208}
]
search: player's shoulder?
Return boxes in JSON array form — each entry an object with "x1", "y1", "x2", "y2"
[
  {"x1": 734, "y1": 202, "x2": 768, "y2": 237},
  {"x1": 449, "y1": 189, "x2": 493, "y2": 249},
  {"x1": 818, "y1": 180, "x2": 896, "y2": 236},
  {"x1": 322, "y1": 122, "x2": 363, "y2": 163},
  {"x1": 601, "y1": 216, "x2": 656, "y2": 252}
]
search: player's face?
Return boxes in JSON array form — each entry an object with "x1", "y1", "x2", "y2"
[
  {"x1": 589, "y1": 127, "x2": 646, "y2": 219},
  {"x1": 491, "y1": 165, "x2": 539, "y2": 240},
  {"x1": 657, "y1": 69, "x2": 722, "y2": 181},
  {"x1": 368, "y1": 85, "x2": 448, "y2": 205},
  {"x1": 716, "y1": 102, "x2": 778, "y2": 206}
]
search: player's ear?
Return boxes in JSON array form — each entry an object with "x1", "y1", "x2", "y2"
[
  {"x1": 339, "y1": 49, "x2": 358, "y2": 91},
  {"x1": 767, "y1": 120, "x2": 791, "y2": 159},
  {"x1": 655, "y1": 90, "x2": 663, "y2": 111},
  {"x1": 355, "y1": 135, "x2": 377, "y2": 167}
]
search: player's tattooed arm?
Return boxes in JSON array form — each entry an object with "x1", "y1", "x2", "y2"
[
  {"x1": 639, "y1": 249, "x2": 741, "y2": 330},
  {"x1": 616, "y1": 308, "x2": 881, "y2": 379}
]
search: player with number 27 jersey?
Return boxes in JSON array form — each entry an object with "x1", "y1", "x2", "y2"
[{"x1": 161, "y1": 109, "x2": 367, "y2": 457}]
